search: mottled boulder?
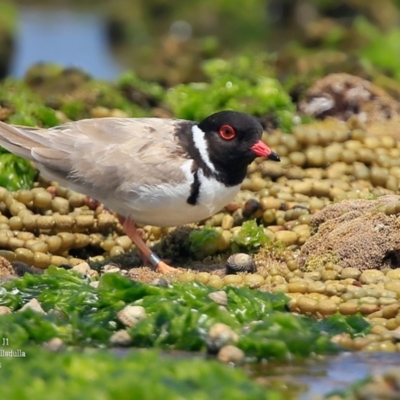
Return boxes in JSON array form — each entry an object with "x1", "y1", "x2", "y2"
[
  {"x1": 299, "y1": 73, "x2": 400, "y2": 126},
  {"x1": 299, "y1": 195, "x2": 400, "y2": 270}
]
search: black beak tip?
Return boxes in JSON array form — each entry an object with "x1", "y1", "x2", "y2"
[{"x1": 268, "y1": 151, "x2": 280, "y2": 162}]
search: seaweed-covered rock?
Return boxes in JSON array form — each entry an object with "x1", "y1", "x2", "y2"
[{"x1": 299, "y1": 195, "x2": 400, "y2": 270}]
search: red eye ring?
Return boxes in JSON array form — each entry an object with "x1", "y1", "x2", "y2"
[{"x1": 219, "y1": 125, "x2": 236, "y2": 140}]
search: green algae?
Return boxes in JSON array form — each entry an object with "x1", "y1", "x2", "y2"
[
  {"x1": 0, "y1": 148, "x2": 37, "y2": 191},
  {"x1": 129, "y1": 284, "x2": 288, "y2": 351},
  {"x1": 166, "y1": 56, "x2": 296, "y2": 131},
  {"x1": 231, "y1": 220, "x2": 270, "y2": 253},
  {"x1": 187, "y1": 220, "x2": 270, "y2": 258},
  {"x1": 0, "y1": 348, "x2": 282, "y2": 400},
  {"x1": 0, "y1": 267, "x2": 369, "y2": 361},
  {"x1": 239, "y1": 312, "x2": 369, "y2": 362},
  {"x1": 0, "y1": 78, "x2": 60, "y2": 127},
  {"x1": 117, "y1": 70, "x2": 165, "y2": 103}
]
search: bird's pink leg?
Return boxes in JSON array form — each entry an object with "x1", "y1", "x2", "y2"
[{"x1": 117, "y1": 215, "x2": 177, "y2": 274}]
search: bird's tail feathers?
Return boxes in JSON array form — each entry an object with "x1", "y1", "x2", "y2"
[{"x1": 0, "y1": 122, "x2": 43, "y2": 160}]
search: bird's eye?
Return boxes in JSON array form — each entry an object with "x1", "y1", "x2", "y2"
[{"x1": 218, "y1": 125, "x2": 236, "y2": 140}]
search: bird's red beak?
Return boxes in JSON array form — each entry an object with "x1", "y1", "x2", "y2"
[{"x1": 251, "y1": 140, "x2": 280, "y2": 161}]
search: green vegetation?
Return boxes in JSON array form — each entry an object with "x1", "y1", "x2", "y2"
[
  {"x1": 0, "y1": 267, "x2": 369, "y2": 360},
  {"x1": 166, "y1": 56, "x2": 295, "y2": 131},
  {"x1": 356, "y1": 18, "x2": 400, "y2": 82},
  {"x1": 0, "y1": 79, "x2": 60, "y2": 127},
  {"x1": 231, "y1": 220, "x2": 270, "y2": 253},
  {"x1": 188, "y1": 220, "x2": 271, "y2": 258},
  {"x1": 0, "y1": 349, "x2": 282, "y2": 400},
  {"x1": 166, "y1": 56, "x2": 296, "y2": 131},
  {"x1": 0, "y1": 147, "x2": 36, "y2": 191},
  {"x1": 188, "y1": 227, "x2": 221, "y2": 258}
]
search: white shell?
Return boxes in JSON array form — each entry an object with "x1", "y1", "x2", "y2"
[
  {"x1": 117, "y1": 305, "x2": 147, "y2": 327},
  {"x1": 208, "y1": 291, "x2": 228, "y2": 306},
  {"x1": 109, "y1": 329, "x2": 132, "y2": 346},
  {"x1": 206, "y1": 323, "x2": 238, "y2": 353}
]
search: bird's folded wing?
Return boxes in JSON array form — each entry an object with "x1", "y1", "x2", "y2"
[{"x1": 0, "y1": 117, "x2": 192, "y2": 192}]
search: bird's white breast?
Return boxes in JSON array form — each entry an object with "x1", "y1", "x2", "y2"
[{"x1": 113, "y1": 160, "x2": 240, "y2": 227}]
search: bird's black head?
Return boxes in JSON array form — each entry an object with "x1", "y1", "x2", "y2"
[{"x1": 196, "y1": 110, "x2": 280, "y2": 186}]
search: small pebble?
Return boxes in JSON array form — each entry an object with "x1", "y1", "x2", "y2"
[
  {"x1": 217, "y1": 345, "x2": 245, "y2": 365},
  {"x1": 150, "y1": 277, "x2": 170, "y2": 287},
  {"x1": 109, "y1": 330, "x2": 132, "y2": 346},
  {"x1": 72, "y1": 262, "x2": 91, "y2": 276},
  {"x1": 0, "y1": 306, "x2": 11, "y2": 315},
  {"x1": 19, "y1": 298, "x2": 45, "y2": 314},
  {"x1": 207, "y1": 323, "x2": 239, "y2": 354},
  {"x1": 44, "y1": 338, "x2": 65, "y2": 352},
  {"x1": 102, "y1": 264, "x2": 121, "y2": 274}
]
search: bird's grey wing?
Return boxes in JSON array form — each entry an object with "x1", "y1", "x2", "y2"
[{"x1": 0, "y1": 117, "x2": 192, "y2": 194}]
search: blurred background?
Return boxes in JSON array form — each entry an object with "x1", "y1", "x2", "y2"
[{"x1": 2, "y1": 0, "x2": 400, "y2": 85}]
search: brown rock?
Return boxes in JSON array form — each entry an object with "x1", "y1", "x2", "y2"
[
  {"x1": 310, "y1": 195, "x2": 400, "y2": 229},
  {"x1": 299, "y1": 195, "x2": 400, "y2": 271}
]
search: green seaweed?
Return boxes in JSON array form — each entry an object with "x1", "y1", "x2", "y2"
[
  {"x1": 0, "y1": 78, "x2": 57, "y2": 190},
  {"x1": 318, "y1": 313, "x2": 370, "y2": 338},
  {"x1": 60, "y1": 100, "x2": 87, "y2": 121},
  {"x1": 0, "y1": 150, "x2": 36, "y2": 191},
  {"x1": 239, "y1": 313, "x2": 351, "y2": 361},
  {"x1": 117, "y1": 70, "x2": 165, "y2": 102},
  {"x1": 0, "y1": 348, "x2": 281, "y2": 400},
  {"x1": 231, "y1": 220, "x2": 270, "y2": 253},
  {"x1": 0, "y1": 78, "x2": 60, "y2": 127},
  {"x1": 0, "y1": 268, "x2": 369, "y2": 361},
  {"x1": 166, "y1": 56, "x2": 296, "y2": 130},
  {"x1": 187, "y1": 223, "x2": 268, "y2": 259}
]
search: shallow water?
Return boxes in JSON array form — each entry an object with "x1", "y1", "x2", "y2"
[
  {"x1": 113, "y1": 348, "x2": 400, "y2": 398},
  {"x1": 260, "y1": 352, "x2": 400, "y2": 398},
  {"x1": 10, "y1": 5, "x2": 123, "y2": 79}
]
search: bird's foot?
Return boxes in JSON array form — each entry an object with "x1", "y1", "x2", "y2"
[
  {"x1": 146, "y1": 252, "x2": 179, "y2": 274},
  {"x1": 118, "y1": 214, "x2": 179, "y2": 274},
  {"x1": 155, "y1": 260, "x2": 178, "y2": 274}
]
